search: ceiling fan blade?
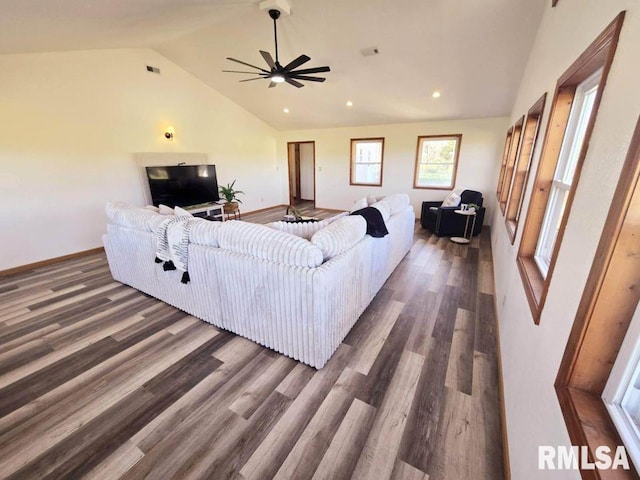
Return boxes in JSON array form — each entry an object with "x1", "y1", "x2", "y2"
[
  {"x1": 260, "y1": 50, "x2": 276, "y2": 69},
  {"x1": 288, "y1": 75, "x2": 326, "y2": 82},
  {"x1": 239, "y1": 77, "x2": 265, "y2": 82},
  {"x1": 226, "y1": 57, "x2": 270, "y2": 73},
  {"x1": 285, "y1": 78, "x2": 304, "y2": 88},
  {"x1": 268, "y1": 81, "x2": 277, "y2": 88},
  {"x1": 222, "y1": 70, "x2": 267, "y2": 75},
  {"x1": 283, "y1": 55, "x2": 311, "y2": 71},
  {"x1": 288, "y1": 66, "x2": 331, "y2": 75}
]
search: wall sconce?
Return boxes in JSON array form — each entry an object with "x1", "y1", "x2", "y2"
[{"x1": 165, "y1": 126, "x2": 175, "y2": 141}]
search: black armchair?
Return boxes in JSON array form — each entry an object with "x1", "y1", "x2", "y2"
[{"x1": 420, "y1": 189, "x2": 485, "y2": 237}]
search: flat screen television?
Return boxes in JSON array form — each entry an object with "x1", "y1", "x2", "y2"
[{"x1": 145, "y1": 165, "x2": 220, "y2": 207}]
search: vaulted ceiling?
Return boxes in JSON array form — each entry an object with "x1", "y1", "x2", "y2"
[{"x1": 0, "y1": 0, "x2": 546, "y2": 130}]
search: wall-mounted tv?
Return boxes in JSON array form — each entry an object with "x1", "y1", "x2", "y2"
[{"x1": 145, "y1": 165, "x2": 220, "y2": 207}]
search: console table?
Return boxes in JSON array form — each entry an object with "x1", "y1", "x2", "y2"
[{"x1": 184, "y1": 202, "x2": 225, "y2": 221}]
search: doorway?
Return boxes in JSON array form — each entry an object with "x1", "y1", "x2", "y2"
[{"x1": 287, "y1": 141, "x2": 316, "y2": 208}]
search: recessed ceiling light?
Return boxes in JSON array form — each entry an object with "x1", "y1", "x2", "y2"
[
  {"x1": 432, "y1": 91, "x2": 441, "y2": 99},
  {"x1": 283, "y1": 108, "x2": 289, "y2": 113},
  {"x1": 346, "y1": 100, "x2": 353, "y2": 107}
]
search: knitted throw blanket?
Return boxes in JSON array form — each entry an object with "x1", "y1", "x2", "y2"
[
  {"x1": 154, "y1": 216, "x2": 195, "y2": 284},
  {"x1": 350, "y1": 207, "x2": 389, "y2": 238}
]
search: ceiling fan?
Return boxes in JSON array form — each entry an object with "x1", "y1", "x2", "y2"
[{"x1": 223, "y1": 9, "x2": 330, "y2": 88}]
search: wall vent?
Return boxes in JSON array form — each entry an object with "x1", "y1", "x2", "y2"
[
  {"x1": 146, "y1": 65, "x2": 160, "y2": 74},
  {"x1": 360, "y1": 46, "x2": 380, "y2": 57}
]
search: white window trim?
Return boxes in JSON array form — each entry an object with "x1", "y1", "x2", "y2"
[
  {"x1": 534, "y1": 69, "x2": 602, "y2": 277},
  {"x1": 603, "y1": 303, "x2": 640, "y2": 470}
]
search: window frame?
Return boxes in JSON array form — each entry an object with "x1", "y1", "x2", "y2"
[
  {"x1": 412, "y1": 134, "x2": 462, "y2": 191},
  {"x1": 505, "y1": 93, "x2": 547, "y2": 244},
  {"x1": 555, "y1": 110, "x2": 639, "y2": 480},
  {"x1": 516, "y1": 12, "x2": 624, "y2": 324},
  {"x1": 496, "y1": 129, "x2": 514, "y2": 199},
  {"x1": 534, "y1": 72, "x2": 600, "y2": 277},
  {"x1": 498, "y1": 116, "x2": 525, "y2": 215},
  {"x1": 349, "y1": 137, "x2": 385, "y2": 187}
]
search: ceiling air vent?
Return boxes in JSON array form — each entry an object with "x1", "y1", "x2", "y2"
[
  {"x1": 146, "y1": 65, "x2": 160, "y2": 74},
  {"x1": 360, "y1": 46, "x2": 380, "y2": 57}
]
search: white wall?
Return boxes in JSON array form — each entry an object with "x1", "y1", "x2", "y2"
[
  {"x1": 490, "y1": 1, "x2": 640, "y2": 478},
  {"x1": 278, "y1": 117, "x2": 508, "y2": 221},
  {"x1": 299, "y1": 142, "x2": 315, "y2": 201},
  {"x1": 0, "y1": 48, "x2": 281, "y2": 271}
]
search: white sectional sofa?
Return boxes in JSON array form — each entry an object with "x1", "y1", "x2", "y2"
[{"x1": 103, "y1": 194, "x2": 414, "y2": 368}]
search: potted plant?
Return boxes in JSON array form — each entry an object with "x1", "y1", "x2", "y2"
[
  {"x1": 219, "y1": 180, "x2": 244, "y2": 214},
  {"x1": 467, "y1": 203, "x2": 480, "y2": 213}
]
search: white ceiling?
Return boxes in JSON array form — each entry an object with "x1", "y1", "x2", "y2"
[{"x1": 0, "y1": 0, "x2": 547, "y2": 130}]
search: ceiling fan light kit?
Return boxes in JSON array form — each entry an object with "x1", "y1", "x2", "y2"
[{"x1": 223, "y1": 7, "x2": 330, "y2": 88}]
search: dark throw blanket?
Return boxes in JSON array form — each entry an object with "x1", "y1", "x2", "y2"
[{"x1": 351, "y1": 207, "x2": 389, "y2": 238}]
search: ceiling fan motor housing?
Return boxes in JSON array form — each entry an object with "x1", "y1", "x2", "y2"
[{"x1": 258, "y1": 0, "x2": 291, "y2": 16}]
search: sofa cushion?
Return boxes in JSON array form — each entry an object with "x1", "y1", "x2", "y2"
[
  {"x1": 370, "y1": 201, "x2": 391, "y2": 221},
  {"x1": 350, "y1": 197, "x2": 368, "y2": 212},
  {"x1": 189, "y1": 219, "x2": 222, "y2": 247},
  {"x1": 325, "y1": 211, "x2": 350, "y2": 224},
  {"x1": 311, "y1": 216, "x2": 367, "y2": 261},
  {"x1": 174, "y1": 206, "x2": 193, "y2": 217},
  {"x1": 266, "y1": 220, "x2": 329, "y2": 240},
  {"x1": 105, "y1": 201, "x2": 162, "y2": 232},
  {"x1": 379, "y1": 193, "x2": 410, "y2": 215},
  {"x1": 218, "y1": 221, "x2": 323, "y2": 268},
  {"x1": 159, "y1": 204, "x2": 174, "y2": 215}
]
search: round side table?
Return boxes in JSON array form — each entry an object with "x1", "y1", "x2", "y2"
[{"x1": 450, "y1": 209, "x2": 477, "y2": 244}]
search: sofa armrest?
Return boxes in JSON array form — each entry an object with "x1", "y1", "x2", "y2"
[
  {"x1": 420, "y1": 201, "x2": 442, "y2": 217},
  {"x1": 437, "y1": 206, "x2": 460, "y2": 217}
]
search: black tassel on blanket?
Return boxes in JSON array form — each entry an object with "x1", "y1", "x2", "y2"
[
  {"x1": 155, "y1": 257, "x2": 163, "y2": 264},
  {"x1": 181, "y1": 272, "x2": 190, "y2": 284},
  {"x1": 163, "y1": 260, "x2": 176, "y2": 271}
]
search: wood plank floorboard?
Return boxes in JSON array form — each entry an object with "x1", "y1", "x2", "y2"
[{"x1": 0, "y1": 207, "x2": 504, "y2": 479}]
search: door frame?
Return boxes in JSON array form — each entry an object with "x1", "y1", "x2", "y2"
[{"x1": 286, "y1": 141, "x2": 316, "y2": 208}]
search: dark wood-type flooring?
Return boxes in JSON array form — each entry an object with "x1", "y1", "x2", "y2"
[{"x1": 0, "y1": 205, "x2": 504, "y2": 480}]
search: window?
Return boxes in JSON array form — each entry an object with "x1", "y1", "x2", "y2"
[
  {"x1": 604, "y1": 304, "x2": 640, "y2": 470},
  {"x1": 498, "y1": 117, "x2": 524, "y2": 214},
  {"x1": 555, "y1": 105, "x2": 638, "y2": 480},
  {"x1": 534, "y1": 71, "x2": 600, "y2": 277},
  {"x1": 496, "y1": 129, "x2": 513, "y2": 199},
  {"x1": 413, "y1": 134, "x2": 461, "y2": 190},
  {"x1": 516, "y1": 12, "x2": 623, "y2": 324},
  {"x1": 350, "y1": 138, "x2": 384, "y2": 186},
  {"x1": 505, "y1": 93, "x2": 547, "y2": 244}
]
